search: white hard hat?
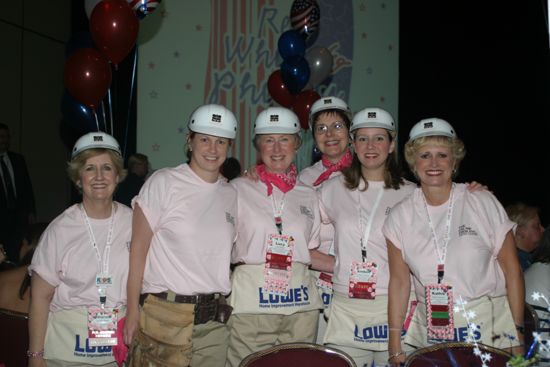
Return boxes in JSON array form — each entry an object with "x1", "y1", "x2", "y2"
[
  {"x1": 409, "y1": 117, "x2": 456, "y2": 141},
  {"x1": 254, "y1": 107, "x2": 300, "y2": 136},
  {"x1": 188, "y1": 104, "x2": 237, "y2": 139},
  {"x1": 71, "y1": 132, "x2": 121, "y2": 159},
  {"x1": 350, "y1": 108, "x2": 395, "y2": 132},
  {"x1": 309, "y1": 96, "x2": 351, "y2": 128}
]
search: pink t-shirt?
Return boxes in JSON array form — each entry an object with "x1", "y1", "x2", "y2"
[
  {"x1": 319, "y1": 177, "x2": 416, "y2": 294},
  {"x1": 30, "y1": 204, "x2": 132, "y2": 312},
  {"x1": 383, "y1": 183, "x2": 514, "y2": 303},
  {"x1": 135, "y1": 164, "x2": 237, "y2": 295},
  {"x1": 230, "y1": 177, "x2": 320, "y2": 265},
  {"x1": 299, "y1": 160, "x2": 342, "y2": 254}
]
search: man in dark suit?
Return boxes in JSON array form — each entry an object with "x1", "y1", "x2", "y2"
[{"x1": 0, "y1": 123, "x2": 35, "y2": 263}]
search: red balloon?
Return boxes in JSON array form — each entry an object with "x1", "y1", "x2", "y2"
[
  {"x1": 90, "y1": 0, "x2": 139, "y2": 65},
  {"x1": 267, "y1": 70, "x2": 295, "y2": 108},
  {"x1": 64, "y1": 48, "x2": 112, "y2": 109},
  {"x1": 291, "y1": 89, "x2": 321, "y2": 130}
]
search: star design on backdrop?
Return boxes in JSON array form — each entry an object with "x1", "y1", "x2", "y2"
[
  {"x1": 195, "y1": 24, "x2": 203, "y2": 31},
  {"x1": 388, "y1": 44, "x2": 394, "y2": 51},
  {"x1": 380, "y1": 96, "x2": 385, "y2": 103},
  {"x1": 152, "y1": 143, "x2": 160, "y2": 152},
  {"x1": 148, "y1": 62, "x2": 155, "y2": 69},
  {"x1": 359, "y1": 3, "x2": 366, "y2": 11},
  {"x1": 381, "y1": 3, "x2": 386, "y2": 9},
  {"x1": 173, "y1": 51, "x2": 180, "y2": 58},
  {"x1": 177, "y1": 126, "x2": 185, "y2": 134},
  {"x1": 149, "y1": 90, "x2": 158, "y2": 99},
  {"x1": 366, "y1": 67, "x2": 373, "y2": 75},
  {"x1": 160, "y1": 9, "x2": 168, "y2": 18},
  {"x1": 185, "y1": 83, "x2": 192, "y2": 90},
  {"x1": 362, "y1": 32, "x2": 367, "y2": 39}
]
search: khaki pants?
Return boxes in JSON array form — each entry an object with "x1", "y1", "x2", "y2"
[
  {"x1": 226, "y1": 310, "x2": 319, "y2": 367},
  {"x1": 128, "y1": 295, "x2": 229, "y2": 367}
]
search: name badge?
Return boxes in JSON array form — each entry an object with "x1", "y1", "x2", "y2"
[
  {"x1": 348, "y1": 261, "x2": 377, "y2": 299},
  {"x1": 264, "y1": 234, "x2": 294, "y2": 296},
  {"x1": 426, "y1": 283, "x2": 454, "y2": 341},
  {"x1": 87, "y1": 307, "x2": 118, "y2": 346}
]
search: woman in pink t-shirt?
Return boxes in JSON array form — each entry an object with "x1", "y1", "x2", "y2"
[
  {"x1": 298, "y1": 96, "x2": 353, "y2": 342},
  {"x1": 28, "y1": 132, "x2": 132, "y2": 367},
  {"x1": 124, "y1": 104, "x2": 238, "y2": 367},
  {"x1": 226, "y1": 107, "x2": 324, "y2": 366},
  {"x1": 317, "y1": 107, "x2": 416, "y2": 367},
  {"x1": 384, "y1": 118, "x2": 524, "y2": 366}
]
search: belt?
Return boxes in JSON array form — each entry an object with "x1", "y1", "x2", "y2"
[
  {"x1": 139, "y1": 291, "x2": 218, "y2": 305},
  {"x1": 139, "y1": 291, "x2": 232, "y2": 325}
]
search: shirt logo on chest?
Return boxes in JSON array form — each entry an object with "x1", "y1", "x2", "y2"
[
  {"x1": 458, "y1": 224, "x2": 478, "y2": 237},
  {"x1": 300, "y1": 206, "x2": 314, "y2": 220},
  {"x1": 225, "y1": 212, "x2": 235, "y2": 226}
]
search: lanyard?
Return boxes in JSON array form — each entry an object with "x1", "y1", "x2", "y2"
[
  {"x1": 81, "y1": 204, "x2": 115, "y2": 305},
  {"x1": 421, "y1": 184, "x2": 455, "y2": 284},
  {"x1": 358, "y1": 186, "x2": 384, "y2": 262},
  {"x1": 270, "y1": 193, "x2": 286, "y2": 235}
]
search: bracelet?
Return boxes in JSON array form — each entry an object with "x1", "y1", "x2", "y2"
[
  {"x1": 388, "y1": 350, "x2": 405, "y2": 362},
  {"x1": 26, "y1": 350, "x2": 44, "y2": 358}
]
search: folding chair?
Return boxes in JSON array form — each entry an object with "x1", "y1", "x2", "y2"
[
  {"x1": 405, "y1": 341, "x2": 512, "y2": 367},
  {"x1": 239, "y1": 342, "x2": 357, "y2": 367},
  {"x1": 0, "y1": 307, "x2": 29, "y2": 367}
]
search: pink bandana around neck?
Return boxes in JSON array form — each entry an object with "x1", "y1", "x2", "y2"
[
  {"x1": 313, "y1": 148, "x2": 353, "y2": 186},
  {"x1": 256, "y1": 163, "x2": 297, "y2": 196}
]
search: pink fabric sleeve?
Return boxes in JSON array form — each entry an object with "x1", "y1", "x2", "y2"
[
  {"x1": 133, "y1": 170, "x2": 168, "y2": 231},
  {"x1": 29, "y1": 223, "x2": 61, "y2": 287}
]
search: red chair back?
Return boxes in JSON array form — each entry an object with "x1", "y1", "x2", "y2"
[
  {"x1": 239, "y1": 342, "x2": 357, "y2": 367},
  {"x1": 405, "y1": 342, "x2": 512, "y2": 367},
  {"x1": 0, "y1": 308, "x2": 29, "y2": 367}
]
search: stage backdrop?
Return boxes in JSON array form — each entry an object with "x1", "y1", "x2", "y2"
[{"x1": 136, "y1": 0, "x2": 398, "y2": 170}]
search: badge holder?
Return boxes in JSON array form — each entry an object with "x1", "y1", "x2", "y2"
[
  {"x1": 426, "y1": 283, "x2": 454, "y2": 341},
  {"x1": 263, "y1": 234, "x2": 294, "y2": 296},
  {"x1": 88, "y1": 275, "x2": 118, "y2": 347},
  {"x1": 348, "y1": 261, "x2": 377, "y2": 299},
  {"x1": 316, "y1": 272, "x2": 333, "y2": 294}
]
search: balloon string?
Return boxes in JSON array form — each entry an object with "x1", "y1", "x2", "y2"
[
  {"x1": 94, "y1": 109, "x2": 99, "y2": 132},
  {"x1": 107, "y1": 88, "x2": 114, "y2": 135},
  {"x1": 101, "y1": 100, "x2": 107, "y2": 133},
  {"x1": 123, "y1": 46, "x2": 138, "y2": 159}
]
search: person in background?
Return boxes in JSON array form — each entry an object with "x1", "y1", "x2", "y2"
[
  {"x1": 315, "y1": 107, "x2": 417, "y2": 367},
  {"x1": 0, "y1": 123, "x2": 36, "y2": 263},
  {"x1": 524, "y1": 225, "x2": 550, "y2": 365},
  {"x1": 124, "y1": 104, "x2": 238, "y2": 367},
  {"x1": 299, "y1": 96, "x2": 353, "y2": 342},
  {"x1": 220, "y1": 156, "x2": 242, "y2": 181},
  {"x1": 506, "y1": 202, "x2": 545, "y2": 271},
  {"x1": 226, "y1": 107, "x2": 323, "y2": 366},
  {"x1": 384, "y1": 118, "x2": 524, "y2": 366},
  {"x1": 0, "y1": 222, "x2": 48, "y2": 313},
  {"x1": 114, "y1": 153, "x2": 149, "y2": 207},
  {"x1": 28, "y1": 132, "x2": 132, "y2": 366}
]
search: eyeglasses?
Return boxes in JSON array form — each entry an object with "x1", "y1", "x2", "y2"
[{"x1": 314, "y1": 122, "x2": 346, "y2": 135}]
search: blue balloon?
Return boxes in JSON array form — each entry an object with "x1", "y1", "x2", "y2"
[
  {"x1": 65, "y1": 31, "x2": 95, "y2": 59},
  {"x1": 280, "y1": 56, "x2": 310, "y2": 95},
  {"x1": 61, "y1": 90, "x2": 102, "y2": 133},
  {"x1": 278, "y1": 30, "x2": 306, "y2": 60}
]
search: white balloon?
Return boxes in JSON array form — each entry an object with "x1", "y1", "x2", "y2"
[{"x1": 84, "y1": 0, "x2": 102, "y2": 19}]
